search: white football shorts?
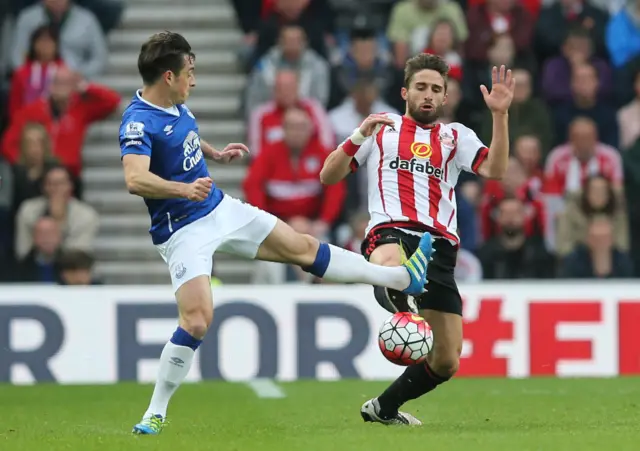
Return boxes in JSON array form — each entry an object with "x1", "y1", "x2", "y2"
[{"x1": 155, "y1": 194, "x2": 278, "y2": 291}]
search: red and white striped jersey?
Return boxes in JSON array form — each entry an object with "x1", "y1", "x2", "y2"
[
  {"x1": 544, "y1": 142, "x2": 623, "y2": 195},
  {"x1": 347, "y1": 113, "x2": 489, "y2": 245}
]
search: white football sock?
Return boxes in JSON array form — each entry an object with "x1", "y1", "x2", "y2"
[
  {"x1": 144, "y1": 341, "x2": 195, "y2": 418},
  {"x1": 323, "y1": 244, "x2": 410, "y2": 291}
]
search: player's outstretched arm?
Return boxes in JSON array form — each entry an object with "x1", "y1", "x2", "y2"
[
  {"x1": 123, "y1": 154, "x2": 211, "y2": 200},
  {"x1": 320, "y1": 114, "x2": 394, "y2": 185},
  {"x1": 477, "y1": 65, "x2": 515, "y2": 180}
]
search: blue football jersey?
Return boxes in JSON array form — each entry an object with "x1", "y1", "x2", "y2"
[{"x1": 119, "y1": 91, "x2": 224, "y2": 245}]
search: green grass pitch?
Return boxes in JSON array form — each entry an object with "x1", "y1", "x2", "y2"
[{"x1": 2, "y1": 378, "x2": 639, "y2": 450}]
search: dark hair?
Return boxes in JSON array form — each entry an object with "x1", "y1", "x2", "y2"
[
  {"x1": 580, "y1": 174, "x2": 616, "y2": 216},
  {"x1": 404, "y1": 53, "x2": 449, "y2": 89},
  {"x1": 27, "y1": 25, "x2": 59, "y2": 61},
  {"x1": 138, "y1": 31, "x2": 195, "y2": 85},
  {"x1": 565, "y1": 25, "x2": 592, "y2": 42},
  {"x1": 56, "y1": 250, "x2": 95, "y2": 271},
  {"x1": 350, "y1": 26, "x2": 376, "y2": 41}
]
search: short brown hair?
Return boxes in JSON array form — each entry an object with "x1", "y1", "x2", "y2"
[
  {"x1": 56, "y1": 250, "x2": 95, "y2": 271},
  {"x1": 404, "y1": 53, "x2": 449, "y2": 89},
  {"x1": 138, "y1": 31, "x2": 195, "y2": 85}
]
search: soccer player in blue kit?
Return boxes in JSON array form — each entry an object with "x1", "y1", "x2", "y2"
[{"x1": 119, "y1": 32, "x2": 435, "y2": 435}]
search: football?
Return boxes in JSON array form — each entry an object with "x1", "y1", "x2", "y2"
[{"x1": 378, "y1": 312, "x2": 434, "y2": 366}]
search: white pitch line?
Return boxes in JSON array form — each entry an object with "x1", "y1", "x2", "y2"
[{"x1": 246, "y1": 378, "x2": 286, "y2": 399}]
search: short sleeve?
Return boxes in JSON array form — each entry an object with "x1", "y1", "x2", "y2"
[
  {"x1": 342, "y1": 127, "x2": 375, "y2": 173},
  {"x1": 454, "y1": 124, "x2": 489, "y2": 174},
  {"x1": 120, "y1": 118, "x2": 153, "y2": 158}
]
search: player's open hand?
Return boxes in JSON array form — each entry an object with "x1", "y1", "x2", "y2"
[
  {"x1": 480, "y1": 65, "x2": 515, "y2": 115},
  {"x1": 215, "y1": 143, "x2": 250, "y2": 164},
  {"x1": 358, "y1": 114, "x2": 396, "y2": 137},
  {"x1": 185, "y1": 177, "x2": 212, "y2": 201}
]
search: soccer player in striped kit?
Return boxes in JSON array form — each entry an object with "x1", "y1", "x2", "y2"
[{"x1": 321, "y1": 53, "x2": 515, "y2": 425}]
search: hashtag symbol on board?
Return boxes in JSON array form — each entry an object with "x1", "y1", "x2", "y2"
[{"x1": 459, "y1": 299, "x2": 514, "y2": 376}]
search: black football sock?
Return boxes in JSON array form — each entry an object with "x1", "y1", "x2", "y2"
[{"x1": 377, "y1": 361, "x2": 450, "y2": 418}]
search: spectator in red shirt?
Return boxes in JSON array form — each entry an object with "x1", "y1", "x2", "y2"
[
  {"x1": 8, "y1": 24, "x2": 65, "y2": 116},
  {"x1": 248, "y1": 68, "x2": 334, "y2": 158},
  {"x1": 545, "y1": 116, "x2": 623, "y2": 196},
  {"x1": 243, "y1": 106, "x2": 346, "y2": 238},
  {"x1": 1, "y1": 65, "x2": 120, "y2": 177},
  {"x1": 481, "y1": 157, "x2": 546, "y2": 240},
  {"x1": 464, "y1": 0, "x2": 534, "y2": 64}
]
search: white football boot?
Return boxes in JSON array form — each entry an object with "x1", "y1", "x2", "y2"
[{"x1": 360, "y1": 398, "x2": 422, "y2": 426}]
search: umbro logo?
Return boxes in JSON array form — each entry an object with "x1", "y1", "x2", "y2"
[
  {"x1": 164, "y1": 125, "x2": 173, "y2": 135},
  {"x1": 170, "y1": 357, "x2": 184, "y2": 367}
]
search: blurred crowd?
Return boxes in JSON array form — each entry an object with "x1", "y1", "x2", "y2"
[
  {"x1": 0, "y1": 0, "x2": 123, "y2": 283},
  {"x1": 2, "y1": 0, "x2": 640, "y2": 285},
  {"x1": 233, "y1": 0, "x2": 640, "y2": 283}
]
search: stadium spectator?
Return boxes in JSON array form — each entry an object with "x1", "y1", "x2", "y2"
[
  {"x1": 556, "y1": 174, "x2": 629, "y2": 257},
  {"x1": 386, "y1": 0, "x2": 468, "y2": 68},
  {"x1": 15, "y1": 165, "x2": 99, "y2": 260},
  {"x1": 250, "y1": 0, "x2": 335, "y2": 67},
  {"x1": 243, "y1": 106, "x2": 345, "y2": 236},
  {"x1": 14, "y1": 215, "x2": 62, "y2": 282},
  {"x1": 535, "y1": 0, "x2": 609, "y2": 62},
  {"x1": 422, "y1": 19, "x2": 463, "y2": 81},
  {"x1": 56, "y1": 249, "x2": 101, "y2": 285},
  {"x1": 328, "y1": 27, "x2": 395, "y2": 110},
  {"x1": 246, "y1": 24, "x2": 330, "y2": 108},
  {"x1": 560, "y1": 216, "x2": 634, "y2": 278},
  {"x1": 514, "y1": 133, "x2": 545, "y2": 190},
  {"x1": 617, "y1": 68, "x2": 640, "y2": 150},
  {"x1": 545, "y1": 117, "x2": 623, "y2": 196},
  {"x1": 248, "y1": 69, "x2": 334, "y2": 158},
  {"x1": 8, "y1": 25, "x2": 65, "y2": 115},
  {"x1": 464, "y1": 0, "x2": 534, "y2": 64},
  {"x1": 541, "y1": 26, "x2": 612, "y2": 105},
  {"x1": 11, "y1": 0, "x2": 108, "y2": 78},
  {"x1": 477, "y1": 197, "x2": 554, "y2": 279},
  {"x1": 481, "y1": 157, "x2": 546, "y2": 240},
  {"x1": 606, "y1": 0, "x2": 640, "y2": 69},
  {"x1": 1, "y1": 66, "x2": 120, "y2": 177},
  {"x1": 552, "y1": 63, "x2": 618, "y2": 148},
  {"x1": 11, "y1": 122, "x2": 58, "y2": 212},
  {"x1": 479, "y1": 67, "x2": 554, "y2": 151}
]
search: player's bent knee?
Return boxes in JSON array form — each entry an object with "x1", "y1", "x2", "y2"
[
  {"x1": 429, "y1": 351, "x2": 460, "y2": 378},
  {"x1": 178, "y1": 312, "x2": 210, "y2": 340}
]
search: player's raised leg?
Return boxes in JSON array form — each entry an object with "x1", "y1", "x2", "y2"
[
  {"x1": 255, "y1": 219, "x2": 434, "y2": 294},
  {"x1": 363, "y1": 298, "x2": 463, "y2": 426}
]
